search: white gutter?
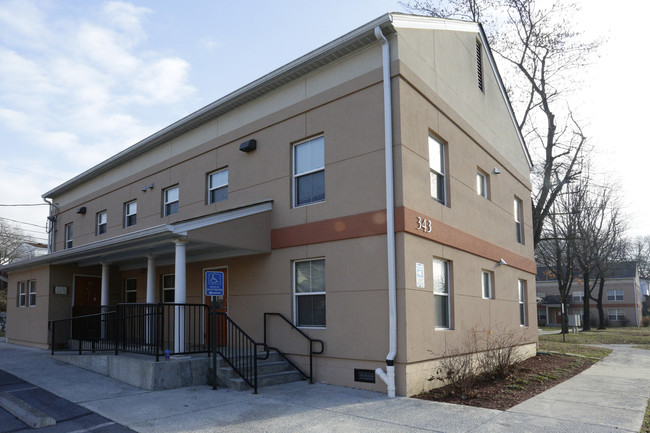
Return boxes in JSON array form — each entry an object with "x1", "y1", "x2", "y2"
[{"x1": 373, "y1": 25, "x2": 397, "y2": 399}]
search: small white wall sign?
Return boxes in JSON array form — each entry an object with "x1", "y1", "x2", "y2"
[{"x1": 416, "y1": 263, "x2": 425, "y2": 288}]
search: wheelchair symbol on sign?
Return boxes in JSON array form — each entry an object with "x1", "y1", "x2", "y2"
[{"x1": 205, "y1": 271, "x2": 224, "y2": 297}]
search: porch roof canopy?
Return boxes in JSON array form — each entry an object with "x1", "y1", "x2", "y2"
[{"x1": 1, "y1": 201, "x2": 272, "y2": 272}]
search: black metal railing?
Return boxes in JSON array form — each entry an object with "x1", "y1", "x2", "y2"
[
  {"x1": 263, "y1": 312, "x2": 324, "y2": 384},
  {"x1": 50, "y1": 307, "x2": 117, "y2": 354},
  {"x1": 212, "y1": 312, "x2": 267, "y2": 394}
]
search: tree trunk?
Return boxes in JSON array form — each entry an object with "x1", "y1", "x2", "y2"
[
  {"x1": 582, "y1": 270, "x2": 591, "y2": 331},
  {"x1": 597, "y1": 277, "x2": 606, "y2": 329},
  {"x1": 560, "y1": 295, "x2": 569, "y2": 334}
]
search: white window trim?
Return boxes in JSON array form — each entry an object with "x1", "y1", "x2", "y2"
[
  {"x1": 208, "y1": 168, "x2": 229, "y2": 204},
  {"x1": 433, "y1": 258, "x2": 451, "y2": 330},
  {"x1": 519, "y1": 280, "x2": 527, "y2": 326},
  {"x1": 97, "y1": 211, "x2": 107, "y2": 235},
  {"x1": 482, "y1": 270, "x2": 494, "y2": 299},
  {"x1": 18, "y1": 281, "x2": 26, "y2": 307},
  {"x1": 64, "y1": 223, "x2": 73, "y2": 249},
  {"x1": 293, "y1": 258, "x2": 326, "y2": 329},
  {"x1": 162, "y1": 274, "x2": 175, "y2": 303},
  {"x1": 608, "y1": 309, "x2": 625, "y2": 321},
  {"x1": 514, "y1": 197, "x2": 524, "y2": 244},
  {"x1": 606, "y1": 290, "x2": 624, "y2": 301},
  {"x1": 428, "y1": 134, "x2": 446, "y2": 204},
  {"x1": 163, "y1": 186, "x2": 180, "y2": 216},
  {"x1": 28, "y1": 280, "x2": 36, "y2": 307},
  {"x1": 292, "y1": 136, "x2": 325, "y2": 208},
  {"x1": 476, "y1": 170, "x2": 488, "y2": 198},
  {"x1": 125, "y1": 201, "x2": 137, "y2": 227}
]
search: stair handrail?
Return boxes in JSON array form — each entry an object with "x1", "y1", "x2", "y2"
[{"x1": 263, "y1": 312, "x2": 324, "y2": 384}]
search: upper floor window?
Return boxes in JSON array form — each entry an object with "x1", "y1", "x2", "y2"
[
  {"x1": 28, "y1": 280, "x2": 36, "y2": 307},
  {"x1": 433, "y1": 258, "x2": 451, "y2": 329},
  {"x1": 294, "y1": 258, "x2": 326, "y2": 328},
  {"x1": 208, "y1": 168, "x2": 228, "y2": 204},
  {"x1": 428, "y1": 134, "x2": 446, "y2": 204},
  {"x1": 519, "y1": 280, "x2": 527, "y2": 326},
  {"x1": 476, "y1": 39, "x2": 484, "y2": 92},
  {"x1": 96, "y1": 211, "x2": 107, "y2": 235},
  {"x1": 476, "y1": 169, "x2": 488, "y2": 198},
  {"x1": 514, "y1": 197, "x2": 524, "y2": 244},
  {"x1": 164, "y1": 186, "x2": 179, "y2": 216},
  {"x1": 125, "y1": 201, "x2": 137, "y2": 227},
  {"x1": 607, "y1": 290, "x2": 624, "y2": 301},
  {"x1": 17, "y1": 281, "x2": 26, "y2": 307},
  {"x1": 293, "y1": 136, "x2": 325, "y2": 207},
  {"x1": 572, "y1": 291, "x2": 584, "y2": 302},
  {"x1": 482, "y1": 270, "x2": 494, "y2": 299},
  {"x1": 64, "y1": 223, "x2": 73, "y2": 249},
  {"x1": 125, "y1": 278, "x2": 137, "y2": 303}
]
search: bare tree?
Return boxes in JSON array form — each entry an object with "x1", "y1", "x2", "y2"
[
  {"x1": 627, "y1": 236, "x2": 650, "y2": 280},
  {"x1": 0, "y1": 220, "x2": 34, "y2": 266},
  {"x1": 401, "y1": 0, "x2": 600, "y2": 247}
]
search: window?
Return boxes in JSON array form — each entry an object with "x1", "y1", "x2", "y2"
[
  {"x1": 428, "y1": 135, "x2": 446, "y2": 204},
  {"x1": 28, "y1": 280, "x2": 36, "y2": 307},
  {"x1": 17, "y1": 281, "x2": 26, "y2": 307},
  {"x1": 607, "y1": 290, "x2": 624, "y2": 301},
  {"x1": 125, "y1": 278, "x2": 137, "y2": 303},
  {"x1": 519, "y1": 280, "x2": 527, "y2": 326},
  {"x1": 125, "y1": 201, "x2": 137, "y2": 227},
  {"x1": 572, "y1": 291, "x2": 584, "y2": 302},
  {"x1": 164, "y1": 186, "x2": 179, "y2": 216},
  {"x1": 433, "y1": 258, "x2": 450, "y2": 329},
  {"x1": 96, "y1": 211, "x2": 107, "y2": 235},
  {"x1": 293, "y1": 136, "x2": 325, "y2": 207},
  {"x1": 482, "y1": 270, "x2": 494, "y2": 299},
  {"x1": 162, "y1": 274, "x2": 175, "y2": 303},
  {"x1": 608, "y1": 309, "x2": 625, "y2": 321},
  {"x1": 537, "y1": 309, "x2": 547, "y2": 322},
  {"x1": 476, "y1": 39, "x2": 484, "y2": 92},
  {"x1": 476, "y1": 170, "x2": 488, "y2": 198},
  {"x1": 64, "y1": 223, "x2": 73, "y2": 249},
  {"x1": 514, "y1": 197, "x2": 524, "y2": 244},
  {"x1": 208, "y1": 169, "x2": 228, "y2": 204},
  {"x1": 294, "y1": 259, "x2": 326, "y2": 327}
]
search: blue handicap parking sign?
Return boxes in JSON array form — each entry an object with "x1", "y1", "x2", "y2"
[{"x1": 205, "y1": 271, "x2": 224, "y2": 296}]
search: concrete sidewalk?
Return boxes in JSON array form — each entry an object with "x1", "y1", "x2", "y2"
[{"x1": 0, "y1": 342, "x2": 648, "y2": 432}]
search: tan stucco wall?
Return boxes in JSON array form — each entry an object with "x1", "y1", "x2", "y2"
[{"x1": 6, "y1": 266, "x2": 51, "y2": 348}]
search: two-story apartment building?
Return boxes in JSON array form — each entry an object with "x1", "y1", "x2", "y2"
[
  {"x1": 537, "y1": 262, "x2": 643, "y2": 327},
  {"x1": 1, "y1": 13, "x2": 536, "y2": 397}
]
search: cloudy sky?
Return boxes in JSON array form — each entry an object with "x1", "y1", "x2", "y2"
[{"x1": 0, "y1": 0, "x2": 647, "y2": 245}]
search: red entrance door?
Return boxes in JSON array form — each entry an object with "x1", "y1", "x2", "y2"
[
  {"x1": 204, "y1": 268, "x2": 228, "y2": 346},
  {"x1": 73, "y1": 275, "x2": 102, "y2": 312}
]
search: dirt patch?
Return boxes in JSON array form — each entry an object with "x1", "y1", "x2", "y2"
[{"x1": 413, "y1": 353, "x2": 594, "y2": 411}]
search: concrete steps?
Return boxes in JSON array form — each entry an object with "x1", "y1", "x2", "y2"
[{"x1": 216, "y1": 350, "x2": 305, "y2": 391}]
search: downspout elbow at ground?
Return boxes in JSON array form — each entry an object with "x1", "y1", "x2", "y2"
[{"x1": 374, "y1": 24, "x2": 397, "y2": 399}]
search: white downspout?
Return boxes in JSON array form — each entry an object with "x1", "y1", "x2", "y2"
[{"x1": 373, "y1": 25, "x2": 397, "y2": 398}]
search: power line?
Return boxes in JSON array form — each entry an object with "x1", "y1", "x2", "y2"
[
  {"x1": 0, "y1": 203, "x2": 49, "y2": 207},
  {"x1": 0, "y1": 216, "x2": 45, "y2": 229}
]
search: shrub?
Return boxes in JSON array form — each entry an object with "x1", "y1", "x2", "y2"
[{"x1": 642, "y1": 316, "x2": 650, "y2": 327}]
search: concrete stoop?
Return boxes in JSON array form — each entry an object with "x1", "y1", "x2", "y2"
[{"x1": 215, "y1": 351, "x2": 304, "y2": 391}]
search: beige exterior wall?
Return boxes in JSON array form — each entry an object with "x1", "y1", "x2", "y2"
[
  {"x1": 6, "y1": 21, "x2": 536, "y2": 396},
  {"x1": 6, "y1": 267, "x2": 51, "y2": 349}
]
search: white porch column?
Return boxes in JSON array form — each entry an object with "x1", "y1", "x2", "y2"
[
  {"x1": 101, "y1": 263, "x2": 110, "y2": 339},
  {"x1": 174, "y1": 239, "x2": 188, "y2": 353},
  {"x1": 146, "y1": 256, "x2": 156, "y2": 303}
]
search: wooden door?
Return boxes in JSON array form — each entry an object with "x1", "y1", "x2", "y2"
[
  {"x1": 205, "y1": 268, "x2": 228, "y2": 347},
  {"x1": 72, "y1": 275, "x2": 102, "y2": 339}
]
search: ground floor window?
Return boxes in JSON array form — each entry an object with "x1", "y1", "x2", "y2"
[
  {"x1": 28, "y1": 280, "x2": 36, "y2": 307},
  {"x1": 294, "y1": 259, "x2": 325, "y2": 327},
  {"x1": 433, "y1": 258, "x2": 450, "y2": 329},
  {"x1": 608, "y1": 309, "x2": 625, "y2": 321},
  {"x1": 125, "y1": 278, "x2": 137, "y2": 303},
  {"x1": 17, "y1": 281, "x2": 26, "y2": 307},
  {"x1": 162, "y1": 274, "x2": 175, "y2": 303},
  {"x1": 537, "y1": 309, "x2": 547, "y2": 322},
  {"x1": 518, "y1": 280, "x2": 527, "y2": 326}
]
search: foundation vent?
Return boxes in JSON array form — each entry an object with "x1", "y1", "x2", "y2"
[{"x1": 354, "y1": 369, "x2": 376, "y2": 383}]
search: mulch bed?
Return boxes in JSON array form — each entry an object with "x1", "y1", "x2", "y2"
[{"x1": 413, "y1": 353, "x2": 595, "y2": 411}]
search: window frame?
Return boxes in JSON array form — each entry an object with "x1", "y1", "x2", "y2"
[
  {"x1": 606, "y1": 289, "x2": 624, "y2": 301},
  {"x1": 17, "y1": 281, "x2": 26, "y2": 307},
  {"x1": 476, "y1": 169, "x2": 489, "y2": 199},
  {"x1": 64, "y1": 223, "x2": 73, "y2": 249},
  {"x1": 514, "y1": 197, "x2": 524, "y2": 244},
  {"x1": 96, "y1": 211, "x2": 107, "y2": 236},
  {"x1": 292, "y1": 136, "x2": 325, "y2": 208},
  {"x1": 162, "y1": 274, "x2": 175, "y2": 303},
  {"x1": 163, "y1": 186, "x2": 180, "y2": 217},
  {"x1": 208, "y1": 168, "x2": 229, "y2": 204},
  {"x1": 125, "y1": 278, "x2": 137, "y2": 303},
  {"x1": 428, "y1": 134, "x2": 447, "y2": 205},
  {"x1": 28, "y1": 280, "x2": 36, "y2": 307},
  {"x1": 481, "y1": 270, "x2": 494, "y2": 299},
  {"x1": 537, "y1": 308, "x2": 547, "y2": 322},
  {"x1": 572, "y1": 291, "x2": 584, "y2": 302},
  {"x1": 608, "y1": 309, "x2": 625, "y2": 321},
  {"x1": 518, "y1": 280, "x2": 527, "y2": 326},
  {"x1": 433, "y1": 258, "x2": 451, "y2": 330},
  {"x1": 125, "y1": 200, "x2": 137, "y2": 227},
  {"x1": 293, "y1": 258, "x2": 326, "y2": 328}
]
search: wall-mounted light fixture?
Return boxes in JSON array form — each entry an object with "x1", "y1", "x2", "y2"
[
  {"x1": 499, "y1": 258, "x2": 508, "y2": 266},
  {"x1": 76, "y1": 207, "x2": 87, "y2": 215},
  {"x1": 494, "y1": 167, "x2": 501, "y2": 174},
  {"x1": 239, "y1": 139, "x2": 257, "y2": 152}
]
